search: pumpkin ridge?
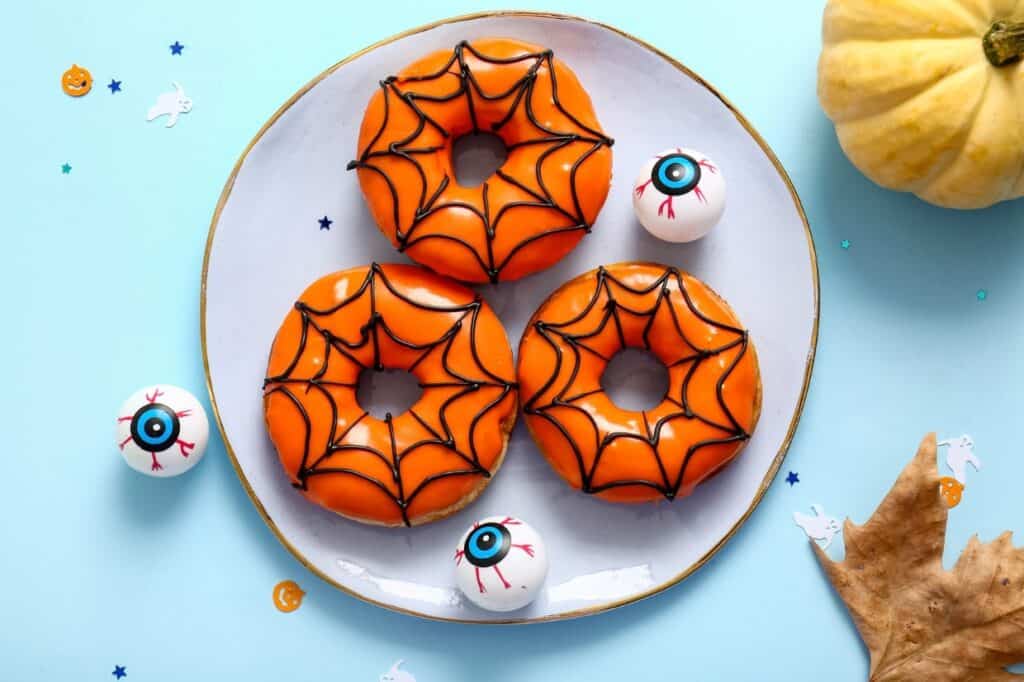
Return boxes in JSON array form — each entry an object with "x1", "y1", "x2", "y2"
[
  {"x1": 820, "y1": 38, "x2": 981, "y2": 124},
  {"x1": 917, "y1": 69, "x2": 1000, "y2": 198},
  {"x1": 823, "y1": 0, "x2": 984, "y2": 44},
  {"x1": 836, "y1": 63, "x2": 988, "y2": 192}
]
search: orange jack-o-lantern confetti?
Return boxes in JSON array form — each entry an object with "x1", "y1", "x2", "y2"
[
  {"x1": 272, "y1": 580, "x2": 305, "y2": 612},
  {"x1": 939, "y1": 476, "x2": 964, "y2": 508},
  {"x1": 61, "y1": 64, "x2": 92, "y2": 97}
]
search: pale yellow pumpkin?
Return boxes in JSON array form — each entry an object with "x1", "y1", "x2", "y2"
[{"x1": 819, "y1": 0, "x2": 1024, "y2": 209}]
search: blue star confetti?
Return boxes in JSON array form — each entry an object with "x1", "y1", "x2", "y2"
[
  {"x1": 785, "y1": 471, "x2": 799, "y2": 486},
  {"x1": 108, "y1": 79, "x2": 121, "y2": 93},
  {"x1": 840, "y1": 239, "x2": 851, "y2": 250},
  {"x1": 977, "y1": 289, "x2": 988, "y2": 302},
  {"x1": 170, "y1": 41, "x2": 184, "y2": 55},
  {"x1": 61, "y1": 163, "x2": 71, "y2": 174},
  {"x1": 318, "y1": 216, "x2": 333, "y2": 231},
  {"x1": 112, "y1": 665, "x2": 127, "y2": 679}
]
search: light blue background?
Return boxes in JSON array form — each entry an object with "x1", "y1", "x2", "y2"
[{"x1": 3, "y1": 2, "x2": 1024, "y2": 680}]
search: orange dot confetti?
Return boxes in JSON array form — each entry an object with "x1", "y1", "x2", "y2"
[
  {"x1": 272, "y1": 580, "x2": 305, "y2": 612},
  {"x1": 61, "y1": 64, "x2": 92, "y2": 97},
  {"x1": 939, "y1": 476, "x2": 964, "y2": 508}
]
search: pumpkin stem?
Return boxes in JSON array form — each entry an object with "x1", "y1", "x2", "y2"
[{"x1": 984, "y1": 20, "x2": 1024, "y2": 66}]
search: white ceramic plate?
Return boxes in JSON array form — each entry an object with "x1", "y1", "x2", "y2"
[{"x1": 202, "y1": 11, "x2": 817, "y2": 623}]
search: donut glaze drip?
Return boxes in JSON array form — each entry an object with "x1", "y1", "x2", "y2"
[
  {"x1": 349, "y1": 38, "x2": 614, "y2": 283},
  {"x1": 263, "y1": 263, "x2": 518, "y2": 526},
  {"x1": 517, "y1": 263, "x2": 762, "y2": 503}
]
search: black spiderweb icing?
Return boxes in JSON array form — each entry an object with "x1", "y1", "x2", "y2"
[
  {"x1": 523, "y1": 266, "x2": 753, "y2": 500},
  {"x1": 263, "y1": 264, "x2": 516, "y2": 526},
  {"x1": 347, "y1": 40, "x2": 614, "y2": 283}
]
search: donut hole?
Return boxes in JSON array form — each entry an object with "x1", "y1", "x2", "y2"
[
  {"x1": 451, "y1": 132, "x2": 508, "y2": 187},
  {"x1": 600, "y1": 349, "x2": 669, "y2": 412},
  {"x1": 356, "y1": 367, "x2": 422, "y2": 419}
]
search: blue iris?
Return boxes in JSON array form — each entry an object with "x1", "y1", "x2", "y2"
[
  {"x1": 463, "y1": 522, "x2": 511, "y2": 567},
  {"x1": 651, "y1": 153, "x2": 701, "y2": 196},
  {"x1": 136, "y1": 408, "x2": 174, "y2": 446},
  {"x1": 129, "y1": 403, "x2": 180, "y2": 452},
  {"x1": 469, "y1": 527, "x2": 501, "y2": 559}
]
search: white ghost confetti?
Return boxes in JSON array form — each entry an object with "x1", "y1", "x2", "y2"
[
  {"x1": 794, "y1": 504, "x2": 842, "y2": 550},
  {"x1": 938, "y1": 435, "x2": 981, "y2": 485},
  {"x1": 146, "y1": 82, "x2": 193, "y2": 128},
  {"x1": 379, "y1": 660, "x2": 416, "y2": 682},
  {"x1": 937, "y1": 434, "x2": 982, "y2": 508}
]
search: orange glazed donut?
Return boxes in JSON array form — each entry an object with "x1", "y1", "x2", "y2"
[
  {"x1": 517, "y1": 263, "x2": 762, "y2": 504},
  {"x1": 348, "y1": 38, "x2": 614, "y2": 283},
  {"x1": 263, "y1": 263, "x2": 518, "y2": 526}
]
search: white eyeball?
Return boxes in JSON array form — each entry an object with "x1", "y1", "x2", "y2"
[
  {"x1": 454, "y1": 515, "x2": 548, "y2": 612},
  {"x1": 115, "y1": 385, "x2": 209, "y2": 477},
  {"x1": 632, "y1": 147, "x2": 726, "y2": 243}
]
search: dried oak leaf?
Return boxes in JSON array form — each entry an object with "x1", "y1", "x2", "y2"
[{"x1": 813, "y1": 433, "x2": 1024, "y2": 681}]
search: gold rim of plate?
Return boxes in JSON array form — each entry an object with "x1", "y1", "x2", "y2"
[{"x1": 199, "y1": 9, "x2": 820, "y2": 624}]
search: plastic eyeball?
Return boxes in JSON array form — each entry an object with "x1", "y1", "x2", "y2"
[
  {"x1": 116, "y1": 385, "x2": 209, "y2": 477},
  {"x1": 632, "y1": 148, "x2": 726, "y2": 243},
  {"x1": 454, "y1": 515, "x2": 548, "y2": 612}
]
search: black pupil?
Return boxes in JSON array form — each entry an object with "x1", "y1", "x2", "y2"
[
  {"x1": 129, "y1": 402, "x2": 181, "y2": 453},
  {"x1": 651, "y1": 153, "x2": 701, "y2": 196},
  {"x1": 463, "y1": 522, "x2": 511, "y2": 567}
]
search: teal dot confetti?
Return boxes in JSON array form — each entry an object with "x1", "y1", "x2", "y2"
[
  {"x1": 977, "y1": 289, "x2": 987, "y2": 302},
  {"x1": 61, "y1": 163, "x2": 71, "y2": 174},
  {"x1": 840, "y1": 239, "x2": 851, "y2": 250}
]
